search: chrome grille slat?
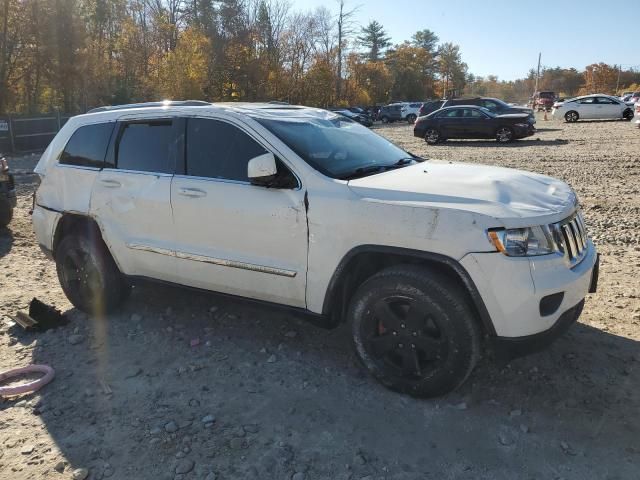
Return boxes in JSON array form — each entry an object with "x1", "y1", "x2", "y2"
[
  {"x1": 568, "y1": 222, "x2": 582, "y2": 254},
  {"x1": 551, "y1": 211, "x2": 589, "y2": 267},
  {"x1": 562, "y1": 224, "x2": 578, "y2": 258},
  {"x1": 576, "y1": 215, "x2": 587, "y2": 249}
]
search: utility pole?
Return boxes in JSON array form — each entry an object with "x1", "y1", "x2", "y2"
[{"x1": 533, "y1": 52, "x2": 541, "y2": 96}]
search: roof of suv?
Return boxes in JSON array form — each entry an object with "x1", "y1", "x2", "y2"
[{"x1": 79, "y1": 102, "x2": 333, "y2": 123}]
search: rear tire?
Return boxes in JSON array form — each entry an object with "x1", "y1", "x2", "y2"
[
  {"x1": 424, "y1": 128, "x2": 440, "y2": 145},
  {"x1": 406, "y1": 114, "x2": 417, "y2": 124},
  {"x1": 381, "y1": 116, "x2": 390, "y2": 124},
  {"x1": 349, "y1": 265, "x2": 481, "y2": 398},
  {"x1": 565, "y1": 111, "x2": 579, "y2": 123},
  {"x1": 623, "y1": 108, "x2": 634, "y2": 121},
  {"x1": 0, "y1": 197, "x2": 12, "y2": 227},
  {"x1": 55, "y1": 233, "x2": 130, "y2": 315}
]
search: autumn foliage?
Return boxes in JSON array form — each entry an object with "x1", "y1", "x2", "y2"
[{"x1": 1, "y1": 0, "x2": 638, "y2": 114}]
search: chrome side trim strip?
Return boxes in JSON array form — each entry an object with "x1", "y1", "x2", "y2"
[
  {"x1": 126, "y1": 243, "x2": 296, "y2": 278},
  {"x1": 175, "y1": 251, "x2": 296, "y2": 277},
  {"x1": 126, "y1": 243, "x2": 176, "y2": 257}
]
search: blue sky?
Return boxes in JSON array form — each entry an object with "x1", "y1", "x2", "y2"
[{"x1": 292, "y1": 0, "x2": 639, "y2": 80}]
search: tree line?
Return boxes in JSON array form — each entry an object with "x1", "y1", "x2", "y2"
[{"x1": 1, "y1": 0, "x2": 639, "y2": 115}]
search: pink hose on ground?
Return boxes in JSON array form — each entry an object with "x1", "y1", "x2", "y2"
[{"x1": 0, "y1": 364, "x2": 55, "y2": 397}]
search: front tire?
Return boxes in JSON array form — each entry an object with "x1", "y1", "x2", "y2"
[
  {"x1": 495, "y1": 126, "x2": 514, "y2": 143},
  {"x1": 565, "y1": 111, "x2": 579, "y2": 123},
  {"x1": 0, "y1": 197, "x2": 13, "y2": 227},
  {"x1": 424, "y1": 128, "x2": 440, "y2": 145},
  {"x1": 406, "y1": 114, "x2": 417, "y2": 124},
  {"x1": 55, "y1": 233, "x2": 130, "y2": 315},
  {"x1": 349, "y1": 265, "x2": 481, "y2": 398},
  {"x1": 381, "y1": 116, "x2": 390, "y2": 124}
]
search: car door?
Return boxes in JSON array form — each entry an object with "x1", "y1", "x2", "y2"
[
  {"x1": 43, "y1": 122, "x2": 115, "y2": 216},
  {"x1": 170, "y1": 116, "x2": 308, "y2": 308},
  {"x1": 438, "y1": 108, "x2": 465, "y2": 137},
  {"x1": 595, "y1": 96, "x2": 622, "y2": 118},
  {"x1": 462, "y1": 108, "x2": 492, "y2": 138},
  {"x1": 90, "y1": 116, "x2": 180, "y2": 279},
  {"x1": 577, "y1": 97, "x2": 597, "y2": 118}
]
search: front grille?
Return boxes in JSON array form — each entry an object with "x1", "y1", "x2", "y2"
[{"x1": 549, "y1": 212, "x2": 588, "y2": 266}]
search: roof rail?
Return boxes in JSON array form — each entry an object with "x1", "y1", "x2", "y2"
[{"x1": 87, "y1": 100, "x2": 211, "y2": 114}]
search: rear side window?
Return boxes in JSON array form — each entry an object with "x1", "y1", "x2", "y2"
[
  {"x1": 116, "y1": 120, "x2": 175, "y2": 173},
  {"x1": 186, "y1": 118, "x2": 267, "y2": 181},
  {"x1": 60, "y1": 123, "x2": 114, "y2": 168}
]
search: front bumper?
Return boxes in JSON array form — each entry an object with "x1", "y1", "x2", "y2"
[
  {"x1": 514, "y1": 124, "x2": 535, "y2": 138},
  {"x1": 491, "y1": 300, "x2": 584, "y2": 359},
  {"x1": 460, "y1": 240, "x2": 598, "y2": 339}
]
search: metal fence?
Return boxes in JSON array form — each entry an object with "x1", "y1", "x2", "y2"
[{"x1": 0, "y1": 112, "x2": 72, "y2": 154}]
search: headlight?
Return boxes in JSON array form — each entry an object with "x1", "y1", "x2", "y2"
[{"x1": 488, "y1": 226, "x2": 555, "y2": 256}]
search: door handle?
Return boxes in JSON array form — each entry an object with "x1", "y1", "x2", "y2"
[
  {"x1": 178, "y1": 187, "x2": 207, "y2": 198},
  {"x1": 99, "y1": 179, "x2": 122, "y2": 188}
]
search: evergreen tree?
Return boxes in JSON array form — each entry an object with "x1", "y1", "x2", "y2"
[{"x1": 357, "y1": 20, "x2": 391, "y2": 61}]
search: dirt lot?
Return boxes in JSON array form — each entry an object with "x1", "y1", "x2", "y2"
[{"x1": 1, "y1": 116, "x2": 639, "y2": 480}]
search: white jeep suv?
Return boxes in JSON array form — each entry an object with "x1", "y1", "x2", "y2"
[{"x1": 32, "y1": 101, "x2": 599, "y2": 397}]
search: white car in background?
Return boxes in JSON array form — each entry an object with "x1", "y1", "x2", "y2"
[
  {"x1": 552, "y1": 94, "x2": 635, "y2": 122},
  {"x1": 399, "y1": 102, "x2": 423, "y2": 123},
  {"x1": 634, "y1": 102, "x2": 640, "y2": 128}
]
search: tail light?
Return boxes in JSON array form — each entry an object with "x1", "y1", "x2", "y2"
[{"x1": 0, "y1": 157, "x2": 7, "y2": 172}]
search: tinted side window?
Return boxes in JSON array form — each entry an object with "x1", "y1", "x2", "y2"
[
  {"x1": 186, "y1": 118, "x2": 267, "y2": 181},
  {"x1": 116, "y1": 120, "x2": 175, "y2": 173},
  {"x1": 481, "y1": 100, "x2": 500, "y2": 111},
  {"x1": 60, "y1": 123, "x2": 114, "y2": 168}
]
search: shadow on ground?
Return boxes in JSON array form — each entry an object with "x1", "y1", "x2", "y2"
[
  {"x1": 5, "y1": 282, "x2": 638, "y2": 479},
  {"x1": 435, "y1": 139, "x2": 569, "y2": 148},
  {"x1": 0, "y1": 226, "x2": 14, "y2": 258}
]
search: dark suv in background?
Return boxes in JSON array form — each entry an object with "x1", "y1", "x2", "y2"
[
  {"x1": 419, "y1": 100, "x2": 445, "y2": 117},
  {"x1": 442, "y1": 97, "x2": 536, "y2": 124},
  {"x1": 377, "y1": 104, "x2": 403, "y2": 123}
]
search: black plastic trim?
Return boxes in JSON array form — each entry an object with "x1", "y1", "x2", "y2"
[
  {"x1": 589, "y1": 253, "x2": 599, "y2": 293},
  {"x1": 539, "y1": 292, "x2": 564, "y2": 317},
  {"x1": 127, "y1": 275, "x2": 333, "y2": 329},
  {"x1": 322, "y1": 245, "x2": 497, "y2": 336}
]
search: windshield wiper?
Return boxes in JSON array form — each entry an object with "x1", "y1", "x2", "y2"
[
  {"x1": 339, "y1": 165, "x2": 386, "y2": 180},
  {"x1": 339, "y1": 158, "x2": 417, "y2": 180}
]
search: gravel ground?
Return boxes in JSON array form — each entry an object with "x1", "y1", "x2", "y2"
[{"x1": 1, "y1": 115, "x2": 639, "y2": 480}]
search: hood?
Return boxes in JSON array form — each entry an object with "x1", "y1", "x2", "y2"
[
  {"x1": 347, "y1": 160, "x2": 577, "y2": 226},
  {"x1": 506, "y1": 106, "x2": 534, "y2": 115}
]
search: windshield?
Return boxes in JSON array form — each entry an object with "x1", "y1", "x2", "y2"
[
  {"x1": 479, "y1": 106, "x2": 496, "y2": 117},
  {"x1": 256, "y1": 115, "x2": 415, "y2": 179}
]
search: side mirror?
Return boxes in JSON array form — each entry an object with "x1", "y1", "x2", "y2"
[{"x1": 248, "y1": 152, "x2": 277, "y2": 186}]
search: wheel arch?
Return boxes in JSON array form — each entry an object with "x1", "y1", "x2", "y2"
[
  {"x1": 321, "y1": 245, "x2": 496, "y2": 336},
  {"x1": 52, "y1": 213, "x2": 105, "y2": 260}
]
